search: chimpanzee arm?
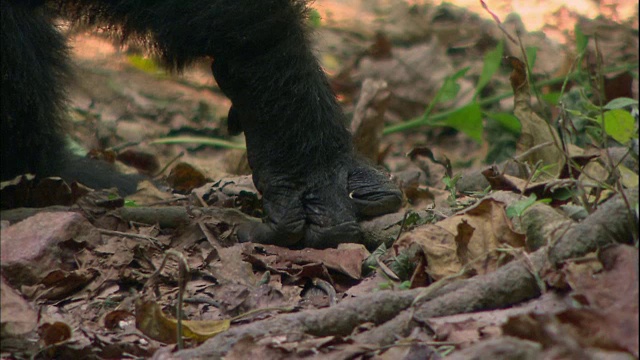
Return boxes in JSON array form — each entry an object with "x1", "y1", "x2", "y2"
[
  {"x1": 58, "y1": 1, "x2": 351, "y2": 168},
  {"x1": 59, "y1": 0, "x2": 403, "y2": 248}
]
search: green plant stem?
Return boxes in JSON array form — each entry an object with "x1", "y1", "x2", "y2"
[
  {"x1": 383, "y1": 63, "x2": 637, "y2": 135},
  {"x1": 151, "y1": 136, "x2": 246, "y2": 150}
]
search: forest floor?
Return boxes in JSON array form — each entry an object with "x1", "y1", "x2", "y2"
[{"x1": 1, "y1": 1, "x2": 638, "y2": 359}]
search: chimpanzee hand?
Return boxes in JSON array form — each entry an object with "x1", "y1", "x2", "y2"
[{"x1": 237, "y1": 156, "x2": 402, "y2": 248}]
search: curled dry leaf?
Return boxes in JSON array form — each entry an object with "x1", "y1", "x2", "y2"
[
  {"x1": 167, "y1": 162, "x2": 208, "y2": 194},
  {"x1": 39, "y1": 321, "x2": 72, "y2": 346},
  {"x1": 104, "y1": 310, "x2": 135, "y2": 330},
  {"x1": 116, "y1": 149, "x2": 161, "y2": 174},
  {"x1": 38, "y1": 268, "x2": 99, "y2": 301},
  {"x1": 350, "y1": 78, "x2": 390, "y2": 162},
  {"x1": 505, "y1": 56, "x2": 564, "y2": 180}
]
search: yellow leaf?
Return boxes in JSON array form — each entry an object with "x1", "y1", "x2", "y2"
[
  {"x1": 181, "y1": 319, "x2": 231, "y2": 343},
  {"x1": 136, "y1": 300, "x2": 230, "y2": 344}
]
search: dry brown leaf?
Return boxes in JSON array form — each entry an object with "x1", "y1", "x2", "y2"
[
  {"x1": 243, "y1": 243, "x2": 369, "y2": 280},
  {"x1": 104, "y1": 310, "x2": 135, "y2": 330},
  {"x1": 396, "y1": 224, "x2": 462, "y2": 280},
  {"x1": 562, "y1": 245, "x2": 639, "y2": 355},
  {"x1": 38, "y1": 268, "x2": 99, "y2": 300},
  {"x1": 166, "y1": 162, "x2": 208, "y2": 194},
  {"x1": 503, "y1": 310, "x2": 633, "y2": 356},
  {"x1": 397, "y1": 198, "x2": 525, "y2": 280},
  {"x1": 0, "y1": 277, "x2": 38, "y2": 336},
  {"x1": 116, "y1": 149, "x2": 161, "y2": 174},
  {"x1": 350, "y1": 78, "x2": 390, "y2": 162},
  {"x1": 503, "y1": 246, "x2": 638, "y2": 356},
  {"x1": 136, "y1": 300, "x2": 178, "y2": 344},
  {"x1": 429, "y1": 318, "x2": 482, "y2": 347},
  {"x1": 506, "y1": 56, "x2": 564, "y2": 180},
  {"x1": 38, "y1": 321, "x2": 72, "y2": 346},
  {"x1": 482, "y1": 167, "x2": 529, "y2": 193}
]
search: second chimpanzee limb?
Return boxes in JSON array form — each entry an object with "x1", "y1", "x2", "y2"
[
  {"x1": 1, "y1": 1, "x2": 143, "y2": 196},
  {"x1": 58, "y1": 0, "x2": 403, "y2": 248}
]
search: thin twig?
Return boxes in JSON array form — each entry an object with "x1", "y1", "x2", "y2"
[{"x1": 98, "y1": 229, "x2": 165, "y2": 250}]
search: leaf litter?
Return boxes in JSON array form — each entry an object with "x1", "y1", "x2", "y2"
[{"x1": 1, "y1": 0, "x2": 638, "y2": 359}]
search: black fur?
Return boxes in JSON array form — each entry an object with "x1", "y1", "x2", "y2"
[
  {"x1": 1, "y1": 0, "x2": 142, "y2": 194},
  {"x1": 2, "y1": 1, "x2": 69, "y2": 182},
  {"x1": 1, "y1": 0, "x2": 402, "y2": 248}
]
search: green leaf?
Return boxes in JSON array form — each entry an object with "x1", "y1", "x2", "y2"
[
  {"x1": 308, "y1": 8, "x2": 322, "y2": 28},
  {"x1": 439, "y1": 67, "x2": 470, "y2": 103},
  {"x1": 598, "y1": 109, "x2": 636, "y2": 144},
  {"x1": 66, "y1": 137, "x2": 88, "y2": 156},
  {"x1": 506, "y1": 194, "x2": 537, "y2": 218},
  {"x1": 378, "y1": 282, "x2": 393, "y2": 290},
  {"x1": 442, "y1": 174, "x2": 462, "y2": 191},
  {"x1": 419, "y1": 67, "x2": 471, "y2": 121},
  {"x1": 124, "y1": 199, "x2": 139, "y2": 207},
  {"x1": 127, "y1": 55, "x2": 162, "y2": 75},
  {"x1": 525, "y1": 46, "x2": 538, "y2": 70},
  {"x1": 532, "y1": 163, "x2": 560, "y2": 182},
  {"x1": 440, "y1": 81, "x2": 461, "y2": 103},
  {"x1": 550, "y1": 188, "x2": 572, "y2": 201},
  {"x1": 486, "y1": 112, "x2": 521, "y2": 134},
  {"x1": 390, "y1": 252, "x2": 414, "y2": 280},
  {"x1": 437, "y1": 102, "x2": 483, "y2": 143},
  {"x1": 475, "y1": 41, "x2": 503, "y2": 99},
  {"x1": 566, "y1": 108, "x2": 585, "y2": 117},
  {"x1": 604, "y1": 97, "x2": 638, "y2": 110},
  {"x1": 403, "y1": 212, "x2": 422, "y2": 227},
  {"x1": 541, "y1": 92, "x2": 562, "y2": 106},
  {"x1": 575, "y1": 25, "x2": 588, "y2": 54},
  {"x1": 450, "y1": 67, "x2": 470, "y2": 81}
]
